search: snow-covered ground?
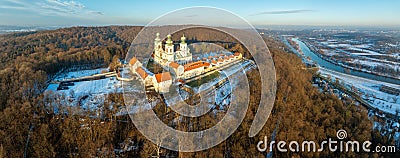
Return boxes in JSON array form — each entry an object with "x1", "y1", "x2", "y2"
[
  {"x1": 320, "y1": 67, "x2": 400, "y2": 146},
  {"x1": 347, "y1": 47, "x2": 381, "y2": 55},
  {"x1": 196, "y1": 60, "x2": 254, "y2": 93},
  {"x1": 118, "y1": 60, "x2": 256, "y2": 116},
  {"x1": 315, "y1": 39, "x2": 400, "y2": 78},
  {"x1": 321, "y1": 49, "x2": 337, "y2": 56},
  {"x1": 54, "y1": 68, "x2": 107, "y2": 81},
  {"x1": 318, "y1": 40, "x2": 383, "y2": 56},
  {"x1": 320, "y1": 40, "x2": 380, "y2": 55},
  {"x1": 346, "y1": 58, "x2": 399, "y2": 78},
  {"x1": 354, "y1": 44, "x2": 373, "y2": 49},
  {"x1": 372, "y1": 112, "x2": 400, "y2": 147},
  {"x1": 352, "y1": 59, "x2": 385, "y2": 67},
  {"x1": 319, "y1": 67, "x2": 400, "y2": 115},
  {"x1": 46, "y1": 59, "x2": 255, "y2": 117},
  {"x1": 45, "y1": 68, "x2": 123, "y2": 112}
]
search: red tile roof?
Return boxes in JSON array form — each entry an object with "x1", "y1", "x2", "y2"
[
  {"x1": 211, "y1": 60, "x2": 217, "y2": 64},
  {"x1": 217, "y1": 58, "x2": 224, "y2": 63},
  {"x1": 184, "y1": 61, "x2": 210, "y2": 72},
  {"x1": 184, "y1": 61, "x2": 201, "y2": 68},
  {"x1": 155, "y1": 72, "x2": 172, "y2": 83},
  {"x1": 136, "y1": 67, "x2": 148, "y2": 79},
  {"x1": 129, "y1": 57, "x2": 138, "y2": 65},
  {"x1": 234, "y1": 52, "x2": 241, "y2": 56},
  {"x1": 169, "y1": 62, "x2": 180, "y2": 69}
]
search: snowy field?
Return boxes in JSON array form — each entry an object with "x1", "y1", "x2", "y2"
[
  {"x1": 319, "y1": 67, "x2": 400, "y2": 115},
  {"x1": 45, "y1": 68, "x2": 123, "y2": 112},
  {"x1": 347, "y1": 47, "x2": 381, "y2": 55},
  {"x1": 319, "y1": 41, "x2": 380, "y2": 55},
  {"x1": 320, "y1": 49, "x2": 337, "y2": 56},
  {"x1": 54, "y1": 68, "x2": 107, "y2": 81},
  {"x1": 316, "y1": 40, "x2": 400, "y2": 78},
  {"x1": 352, "y1": 59, "x2": 386, "y2": 67}
]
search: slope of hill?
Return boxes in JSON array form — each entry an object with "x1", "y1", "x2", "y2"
[{"x1": 0, "y1": 26, "x2": 395, "y2": 157}]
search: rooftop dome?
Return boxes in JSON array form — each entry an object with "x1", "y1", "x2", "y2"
[
  {"x1": 155, "y1": 32, "x2": 161, "y2": 42},
  {"x1": 166, "y1": 34, "x2": 173, "y2": 46},
  {"x1": 181, "y1": 34, "x2": 186, "y2": 44}
]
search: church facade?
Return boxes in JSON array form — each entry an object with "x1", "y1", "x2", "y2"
[
  {"x1": 152, "y1": 33, "x2": 243, "y2": 80},
  {"x1": 153, "y1": 33, "x2": 192, "y2": 66}
]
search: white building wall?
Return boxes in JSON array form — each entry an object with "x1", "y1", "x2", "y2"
[
  {"x1": 144, "y1": 76, "x2": 154, "y2": 87},
  {"x1": 154, "y1": 80, "x2": 172, "y2": 93},
  {"x1": 183, "y1": 67, "x2": 204, "y2": 78},
  {"x1": 130, "y1": 62, "x2": 142, "y2": 72}
]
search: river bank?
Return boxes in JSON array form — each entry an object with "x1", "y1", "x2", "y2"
[{"x1": 290, "y1": 37, "x2": 400, "y2": 85}]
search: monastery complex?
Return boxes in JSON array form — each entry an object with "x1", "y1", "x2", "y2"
[{"x1": 128, "y1": 33, "x2": 243, "y2": 93}]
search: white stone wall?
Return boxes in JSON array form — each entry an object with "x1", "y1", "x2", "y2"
[
  {"x1": 183, "y1": 67, "x2": 204, "y2": 79},
  {"x1": 154, "y1": 80, "x2": 172, "y2": 93}
]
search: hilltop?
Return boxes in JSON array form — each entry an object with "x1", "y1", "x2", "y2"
[{"x1": 0, "y1": 26, "x2": 393, "y2": 157}]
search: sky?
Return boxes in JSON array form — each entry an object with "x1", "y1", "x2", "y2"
[{"x1": 0, "y1": 0, "x2": 399, "y2": 27}]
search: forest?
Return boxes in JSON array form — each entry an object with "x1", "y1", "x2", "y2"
[{"x1": 0, "y1": 26, "x2": 397, "y2": 157}]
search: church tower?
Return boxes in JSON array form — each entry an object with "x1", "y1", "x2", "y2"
[
  {"x1": 177, "y1": 34, "x2": 191, "y2": 64},
  {"x1": 180, "y1": 34, "x2": 187, "y2": 52},
  {"x1": 154, "y1": 33, "x2": 163, "y2": 62},
  {"x1": 165, "y1": 34, "x2": 174, "y2": 62}
]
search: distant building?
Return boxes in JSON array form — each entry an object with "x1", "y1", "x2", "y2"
[{"x1": 153, "y1": 72, "x2": 172, "y2": 93}]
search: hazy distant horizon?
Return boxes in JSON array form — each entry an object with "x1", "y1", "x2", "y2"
[
  {"x1": 1, "y1": 24, "x2": 399, "y2": 35},
  {"x1": 0, "y1": 0, "x2": 399, "y2": 27}
]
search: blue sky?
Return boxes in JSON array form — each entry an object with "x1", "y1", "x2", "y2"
[{"x1": 0, "y1": 0, "x2": 399, "y2": 27}]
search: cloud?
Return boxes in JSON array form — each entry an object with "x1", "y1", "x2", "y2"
[
  {"x1": 0, "y1": 0, "x2": 29, "y2": 10},
  {"x1": 0, "y1": 5, "x2": 27, "y2": 10},
  {"x1": 91, "y1": 11, "x2": 104, "y2": 15},
  {"x1": 185, "y1": 14, "x2": 198, "y2": 18},
  {"x1": 0, "y1": 0, "x2": 104, "y2": 17},
  {"x1": 249, "y1": 9, "x2": 315, "y2": 16}
]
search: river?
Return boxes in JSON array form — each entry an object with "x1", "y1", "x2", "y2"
[{"x1": 286, "y1": 37, "x2": 400, "y2": 85}]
